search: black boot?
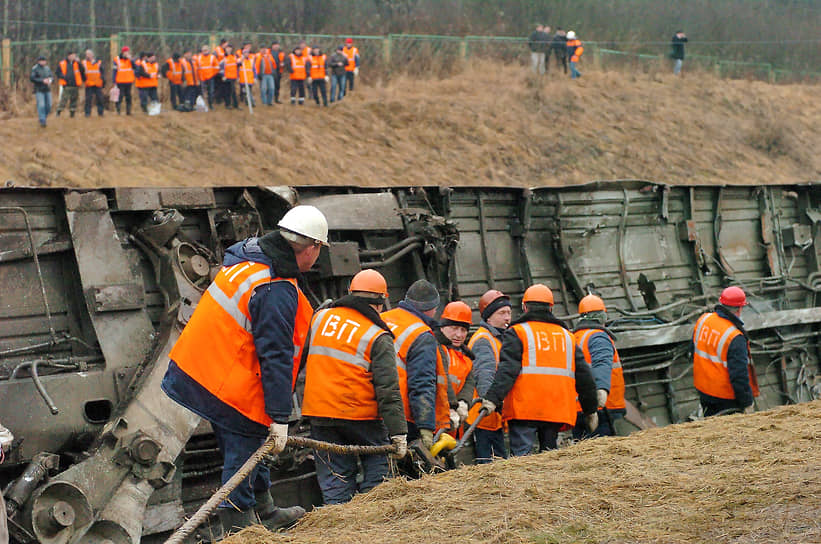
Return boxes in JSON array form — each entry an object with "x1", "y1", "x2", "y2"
[
  {"x1": 218, "y1": 507, "x2": 257, "y2": 535},
  {"x1": 254, "y1": 490, "x2": 305, "y2": 531},
  {"x1": 191, "y1": 512, "x2": 224, "y2": 543}
]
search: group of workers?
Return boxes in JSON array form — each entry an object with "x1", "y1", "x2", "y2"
[
  {"x1": 28, "y1": 38, "x2": 362, "y2": 126},
  {"x1": 527, "y1": 24, "x2": 584, "y2": 79},
  {"x1": 160, "y1": 204, "x2": 759, "y2": 538}
]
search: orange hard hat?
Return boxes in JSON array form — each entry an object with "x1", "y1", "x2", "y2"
[
  {"x1": 478, "y1": 289, "x2": 507, "y2": 313},
  {"x1": 719, "y1": 286, "x2": 747, "y2": 307},
  {"x1": 349, "y1": 269, "x2": 388, "y2": 297},
  {"x1": 440, "y1": 301, "x2": 473, "y2": 327},
  {"x1": 522, "y1": 284, "x2": 554, "y2": 305},
  {"x1": 578, "y1": 294, "x2": 606, "y2": 314}
]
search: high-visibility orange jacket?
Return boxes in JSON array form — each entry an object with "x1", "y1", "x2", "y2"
[
  {"x1": 382, "y1": 307, "x2": 448, "y2": 430},
  {"x1": 302, "y1": 307, "x2": 391, "y2": 420},
  {"x1": 82, "y1": 59, "x2": 103, "y2": 87},
  {"x1": 447, "y1": 347, "x2": 473, "y2": 398},
  {"x1": 276, "y1": 51, "x2": 285, "y2": 74},
  {"x1": 165, "y1": 58, "x2": 183, "y2": 85},
  {"x1": 221, "y1": 54, "x2": 238, "y2": 80},
  {"x1": 693, "y1": 312, "x2": 760, "y2": 400},
  {"x1": 58, "y1": 59, "x2": 83, "y2": 86},
  {"x1": 567, "y1": 39, "x2": 583, "y2": 62},
  {"x1": 215, "y1": 45, "x2": 226, "y2": 60},
  {"x1": 181, "y1": 58, "x2": 196, "y2": 85},
  {"x1": 466, "y1": 326, "x2": 504, "y2": 431},
  {"x1": 168, "y1": 261, "x2": 312, "y2": 426},
  {"x1": 136, "y1": 61, "x2": 159, "y2": 88},
  {"x1": 238, "y1": 57, "x2": 254, "y2": 84},
  {"x1": 342, "y1": 46, "x2": 359, "y2": 71},
  {"x1": 574, "y1": 328, "x2": 625, "y2": 411},
  {"x1": 255, "y1": 50, "x2": 277, "y2": 76},
  {"x1": 113, "y1": 57, "x2": 135, "y2": 84},
  {"x1": 196, "y1": 53, "x2": 218, "y2": 81},
  {"x1": 309, "y1": 54, "x2": 327, "y2": 79},
  {"x1": 501, "y1": 321, "x2": 578, "y2": 425},
  {"x1": 289, "y1": 54, "x2": 306, "y2": 80}
]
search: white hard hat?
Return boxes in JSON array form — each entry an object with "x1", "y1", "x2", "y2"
[
  {"x1": 277, "y1": 205, "x2": 329, "y2": 246},
  {"x1": 567, "y1": 30, "x2": 576, "y2": 39}
]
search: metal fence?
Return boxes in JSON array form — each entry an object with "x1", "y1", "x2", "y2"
[{"x1": 3, "y1": 32, "x2": 821, "y2": 88}]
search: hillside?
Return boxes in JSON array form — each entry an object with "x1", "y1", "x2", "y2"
[
  {"x1": 225, "y1": 401, "x2": 821, "y2": 544},
  {"x1": 2, "y1": 66, "x2": 820, "y2": 188}
]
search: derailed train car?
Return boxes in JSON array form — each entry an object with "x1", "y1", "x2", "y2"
[{"x1": 1, "y1": 183, "x2": 820, "y2": 543}]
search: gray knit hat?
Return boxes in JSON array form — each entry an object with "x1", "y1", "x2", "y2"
[{"x1": 404, "y1": 280, "x2": 440, "y2": 312}]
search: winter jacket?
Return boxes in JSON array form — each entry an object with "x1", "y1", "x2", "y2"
[
  {"x1": 435, "y1": 329, "x2": 477, "y2": 406},
  {"x1": 573, "y1": 320, "x2": 615, "y2": 392},
  {"x1": 528, "y1": 30, "x2": 550, "y2": 53},
  {"x1": 671, "y1": 35, "x2": 688, "y2": 60},
  {"x1": 328, "y1": 52, "x2": 348, "y2": 77},
  {"x1": 395, "y1": 300, "x2": 439, "y2": 430},
  {"x1": 484, "y1": 308, "x2": 598, "y2": 416},
  {"x1": 30, "y1": 64, "x2": 54, "y2": 94},
  {"x1": 162, "y1": 232, "x2": 307, "y2": 437},
  {"x1": 468, "y1": 320, "x2": 503, "y2": 397},
  {"x1": 550, "y1": 34, "x2": 568, "y2": 55}
]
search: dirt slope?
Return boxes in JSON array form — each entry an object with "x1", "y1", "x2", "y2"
[
  {"x1": 225, "y1": 401, "x2": 821, "y2": 544},
  {"x1": 1, "y1": 66, "x2": 820, "y2": 188}
]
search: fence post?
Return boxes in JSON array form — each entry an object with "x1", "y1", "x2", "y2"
[
  {"x1": 383, "y1": 36, "x2": 391, "y2": 69},
  {"x1": 209, "y1": 35, "x2": 217, "y2": 51},
  {"x1": 459, "y1": 39, "x2": 467, "y2": 60},
  {"x1": 768, "y1": 65, "x2": 775, "y2": 84},
  {"x1": 1, "y1": 39, "x2": 10, "y2": 87},
  {"x1": 110, "y1": 34, "x2": 119, "y2": 63}
]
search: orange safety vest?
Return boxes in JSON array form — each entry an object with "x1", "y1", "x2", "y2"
[
  {"x1": 58, "y1": 59, "x2": 83, "y2": 86},
  {"x1": 289, "y1": 53, "x2": 306, "y2": 80},
  {"x1": 446, "y1": 347, "x2": 472, "y2": 398},
  {"x1": 82, "y1": 59, "x2": 102, "y2": 87},
  {"x1": 169, "y1": 261, "x2": 313, "y2": 426},
  {"x1": 568, "y1": 39, "x2": 584, "y2": 62},
  {"x1": 165, "y1": 58, "x2": 183, "y2": 85},
  {"x1": 382, "y1": 307, "x2": 449, "y2": 429},
  {"x1": 238, "y1": 57, "x2": 255, "y2": 84},
  {"x1": 502, "y1": 321, "x2": 577, "y2": 426},
  {"x1": 302, "y1": 307, "x2": 391, "y2": 420},
  {"x1": 113, "y1": 57, "x2": 135, "y2": 84},
  {"x1": 215, "y1": 45, "x2": 226, "y2": 60},
  {"x1": 342, "y1": 46, "x2": 358, "y2": 71},
  {"x1": 465, "y1": 326, "x2": 504, "y2": 431},
  {"x1": 255, "y1": 50, "x2": 276, "y2": 75},
  {"x1": 309, "y1": 54, "x2": 326, "y2": 79},
  {"x1": 136, "y1": 61, "x2": 159, "y2": 88},
  {"x1": 574, "y1": 329, "x2": 626, "y2": 411},
  {"x1": 276, "y1": 51, "x2": 285, "y2": 73},
  {"x1": 181, "y1": 58, "x2": 196, "y2": 85},
  {"x1": 692, "y1": 312, "x2": 760, "y2": 400},
  {"x1": 196, "y1": 53, "x2": 217, "y2": 81},
  {"x1": 222, "y1": 54, "x2": 238, "y2": 80}
]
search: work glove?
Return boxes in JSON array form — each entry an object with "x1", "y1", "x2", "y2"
[
  {"x1": 324, "y1": 76, "x2": 330, "y2": 83},
  {"x1": 306, "y1": 76, "x2": 313, "y2": 84},
  {"x1": 390, "y1": 434, "x2": 407, "y2": 459},
  {"x1": 585, "y1": 412, "x2": 599, "y2": 433},
  {"x1": 449, "y1": 409, "x2": 460, "y2": 431},
  {"x1": 354, "y1": 67, "x2": 359, "y2": 76},
  {"x1": 596, "y1": 389, "x2": 609, "y2": 409},
  {"x1": 419, "y1": 429, "x2": 434, "y2": 450},
  {"x1": 744, "y1": 404, "x2": 755, "y2": 414},
  {"x1": 0, "y1": 422, "x2": 13, "y2": 453},
  {"x1": 268, "y1": 423, "x2": 289, "y2": 455},
  {"x1": 481, "y1": 398, "x2": 497, "y2": 414},
  {"x1": 456, "y1": 400, "x2": 469, "y2": 421}
]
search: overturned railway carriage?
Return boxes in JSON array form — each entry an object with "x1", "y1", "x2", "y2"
[{"x1": 1, "y1": 183, "x2": 820, "y2": 543}]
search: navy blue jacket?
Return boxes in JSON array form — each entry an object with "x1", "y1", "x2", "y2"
[
  {"x1": 396, "y1": 300, "x2": 438, "y2": 431},
  {"x1": 162, "y1": 233, "x2": 302, "y2": 437}
]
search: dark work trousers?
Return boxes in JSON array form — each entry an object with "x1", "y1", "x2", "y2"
[
  {"x1": 273, "y1": 72, "x2": 282, "y2": 102},
  {"x1": 289, "y1": 79, "x2": 305, "y2": 104},
  {"x1": 223, "y1": 79, "x2": 238, "y2": 108},
  {"x1": 473, "y1": 428, "x2": 508, "y2": 463},
  {"x1": 345, "y1": 71, "x2": 355, "y2": 91},
  {"x1": 138, "y1": 87, "x2": 158, "y2": 112},
  {"x1": 183, "y1": 84, "x2": 198, "y2": 107},
  {"x1": 311, "y1": 79, "x2": 328, "y2": 106},
  {"x1": 507, "y1": 420, "x2": 563, "y2": 456},
  {"x1": 700, "y1": 394, "x2": 743, "y2": 417},
  {"x1": 201, "y1": 78, "x2": 216, "y2": 108},
  {"x1": 84, "y1": 86, "x2": 104, "y2": 116},
  {"x1": 572, "y1": 409, "x2": 615, "y2": 440},
  {"x1": 239, "y1": 83, "x2": 255, "y2": 107},
  {"x1": 212, "y1": 425, "x2": 270, "y2": 511},
  {"x1": 116, "y1": 83, "x2": 132, "y2": 114},
  {"x1": 169, "y1": 83, "x2": 183, "y2": 109},
  {"x1": 553, "y1": 50, "x2": 567, "y2": 74},
  {"x1": 310, "y1": 419, "x2": 391, "y2": 505}
]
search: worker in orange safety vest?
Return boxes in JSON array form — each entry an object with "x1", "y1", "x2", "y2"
[
  {"x1": 55, "y1": 51, "x2": 84, "y2": 117},
  {"x1": 302, "y1": 269, "x2": 407, "y2": 504},
  {"x1": 692, "y1": 286, "x2": 760, "y2": 416},
  {"x1": 566, "y1": 30, "x2": 583, "y2": 79},
  {"x1": 435, "y1": 301, "x2": 477, "y2": 438},
  {"x1": 161, "y1": 52, "x2": 184, "y2": 110},
  {"x1": 162, "y1": 205, "x2": 329, "y2": 535},
  {"x1": 286, "y1": 45, "x2": 308, "y2": 105},
  {"x1": 342, "y1": 37, "x2": 360, "y2": 92},
  {"x1": 81, "y1": 49, "x2": 104, "y2": 117},
  {"x1": 482, "y1": 284, "x2": 598, "y2": 455},
  {"x1": 134, "y1": 52, "x2": 159, "y2": 113}
]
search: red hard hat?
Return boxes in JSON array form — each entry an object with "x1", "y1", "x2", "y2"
[
  {"x1": 346, "y1": 38, "x2": 354, "y2": 44},
  {"x1": 719, "y1": 286, "x2": 747, "y2": 307},
  {"x1": 522, "y1": 284, "x2": 554, "y2": 305},
  {"x1": 121, "y1": 46, "x2": 130, "y2": 53},
  {"x1": 440, "y1": 301, "x2": 472, "y2": 327},
  {"x1": 349, "y1": 269, "x2": 388, "y2": 297}
]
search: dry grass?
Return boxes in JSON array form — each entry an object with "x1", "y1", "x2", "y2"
[
  {"x1": 1, "y1": 65, "x2": 820, "y2": 188},
  {"x1": 224, "y1": 401, "x2": 821, "y2": 544}
]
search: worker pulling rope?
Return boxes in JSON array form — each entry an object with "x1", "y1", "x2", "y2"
[{"x1": 164, "y1": 434, "x2": 397, "y2": 544}]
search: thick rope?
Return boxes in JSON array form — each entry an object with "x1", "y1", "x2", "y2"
[{"x1": 164, "y1": 434, "x2": 396, "y2": 544}]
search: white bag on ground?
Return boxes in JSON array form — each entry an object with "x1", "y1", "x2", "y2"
[
  {"x1": 195, "y1": 95, "x2": 208, "y2": 112},
  {"x1": 147, "y1": 101, "x2": 162, "y2": 116}
]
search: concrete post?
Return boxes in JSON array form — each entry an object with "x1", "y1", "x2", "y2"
[
  {"x1": 110, "y1": 34, "x2": 119, "y2": 63},
  {"x1": 1, "y1": 39, "x2": 11, "y2": 86},
  {"x1": 209, "y1": 34, "x2": 217, "y2": 51},
  {"x1": 383, "y1": 36, "x2": 391, "y2": 70}
]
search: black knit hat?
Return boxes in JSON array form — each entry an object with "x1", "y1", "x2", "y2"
[
  {"x1": 481, "y1": 295, "x2": 511, "y2": 321},
  {"x1": 404, "y1": 280, "x2": 440, "y2": 312}
]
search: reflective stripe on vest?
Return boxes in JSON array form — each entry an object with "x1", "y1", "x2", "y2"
[
  {"x1": 114, "y1": 57, "x2": 135, "y2": 84},
  {"x1": 466, "y1": 326, "x2": 503, "y2": 430},
  {"x1": 197, "y1": 54, "x2": 217, "y2": 81},
  {"x1": 223, "y1": 55, "x2": 238, "y2": 80},
  {"x1": 289, "y1": 54, "x2": 306, "y2": 80},
  {"x1": 574, "y1": 328, "x2": 626, "y2": 411},
  {"x1": 166, "y1": 59, "x2": 183, "y2": 84},
  {"x1": 59, "y1": 59, "x2": 83, "y2": 86},
  {"x1": 343, "y1": 46, "x2": 358, "y2": 71},
  {"x1": 169, "y1": 261, "x2": 312, "y2": 426},
  {"x1": 302, "y1": 307, "x2": 388, "y2": 420},
  {"x1": 692, "y1": 312, "x2": 753, "y2": 400},
  {"x1": 82, "y1": 60, "x2": 102, "y2": 87},
  {"x1": 181, "y1": 58, "x2": 195, "y2": 85},
  {"x1": 310, "y1": 55, "x2": 326, "y2": 79},
  {"x1": 502, "y1": 321, "x2": 577, "y2": 425},
  {"x1": 136, "y1": 61, "x2": 159, "y2": 88},
  {"x1": 238, "y1": 58, "x2": 255, "y2": 84}
]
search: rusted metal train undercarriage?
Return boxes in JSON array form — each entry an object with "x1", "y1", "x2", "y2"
[{"x1": 1, "y1": 183, "x2": 820, "y2": 543}]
